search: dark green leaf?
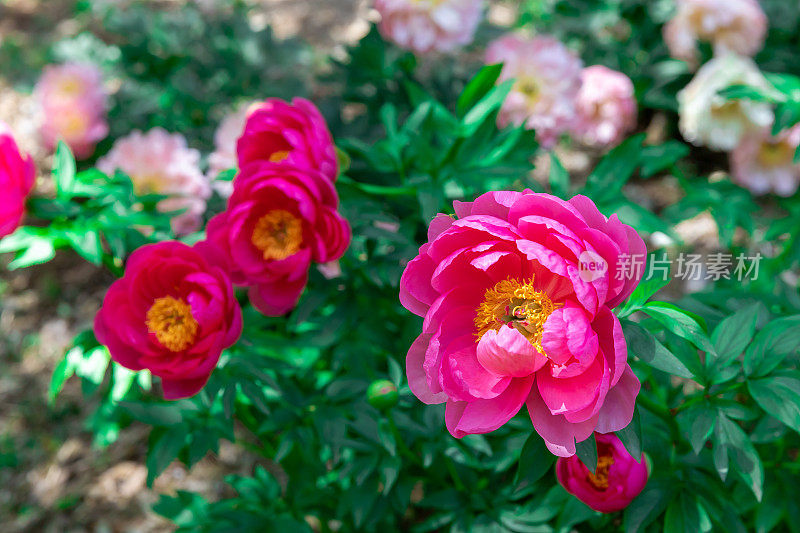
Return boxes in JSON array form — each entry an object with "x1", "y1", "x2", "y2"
[{"x1": 622, "y1": 321, "x2": 694, "y2": 378}]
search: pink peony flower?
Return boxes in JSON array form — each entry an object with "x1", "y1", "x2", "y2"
[
  {"x1": 208, "y1": 103, "x2": 254, "y2": 197},
  {"x1": 731, "y1": 125, "x2": 800, "y2": 197},
  {"x1": 374, "y1": 0, "x2": 484, "y2": 55},
  {"x1": 203, "y1": 162, "x2": 351, "y2": 316},
  {"x1": 486, "y1": 35, "x2": 583, "y2": 148},
  {"x1": 34, "y1": 62, "x2": 108, "y2": 160},
  {"x1": 237, "y1": 98, "x2": 338, "y2": 182},
  {"x1": 556, "y1": 432, "x2": 648, "y2": 513},
  {"x1": 94, "y1": 241, "x2": 242, "y2": 400},
  {"x1": 98, "y1": 129, "x2": 211, "y2": 235},
  {"x1": 572, "y1": 66, "x2": 637, "y2": 148},
  {"x1": 400, "y1": 190, "x2": 645, "y2": 456},
  {"x1": 0, "y1": 123, "x2": 36, "y2": 238},
  {"x1": 664, "y1": 0, "x2": 767, "y2": 68}
]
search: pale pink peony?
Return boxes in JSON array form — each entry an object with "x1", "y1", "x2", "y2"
[
  {"x1": 98, "y1": 129, "x2": 211, "y2": 235},
  {"x1": 678, "y1": 55, "x2": 773, "y2": 151},
  {"x1": 486, "y1": 35, "x2": 583, "y2": 148},
  {"x1": 375, "y1": 0, "x2": 484, "y2": 55},
  {"x1": 0, "y1": 123, "x2": 36, "y2": 238},
  {"x1": 664, "y1": 0, "x2": 767, "y2": 68},
  {"x1": 572, "y1": 66, "x2": 637, "y2": 148},
  {"x1": 731, "y1": 125, "x2": 800, "y2": 197},
  {"x1": 207, "y1": 103, "x2": 254, "y2": 198},
  {"x1": 400, "y1": 190, "x2": 645, "y2": 456},
  {"x1": 34, "y1": 62, "x2": 108, "y2": 160}
]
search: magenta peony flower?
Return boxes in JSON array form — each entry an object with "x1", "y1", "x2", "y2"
[
  {"x1": 486, "y1": 35, "x2": 583, "y2": 148},
  {"x1": 400, "y1": 191, "x2": 645, "y2": 456},
  {"x1": 208, "y1": 103, "x2": 255, "y2": 197},
  {"x1": 98, "y1": 129, "x2": 211, "y2": 235},
  {"x1": 0, "y1": 123, "x2": 36, "y2": 239},
  {"x1": 556, "y1": 432, "x2": 648, "y2": 513},
  {"x1": 94, "y1": 241, "x2": 242, "y2": 400},
  {"x1": 731, "y1": 125, "x2": 800, "y2": 197},
  {"x1": 664, "y1": 0, "x2": 767, "y2": 68},
  {"x1": 204, "y1": 162, "x2": 351, "y2": 316},
  {"x1": 572, "y1": 66, "x2": 637, "y2": 148},
  {"x1": 374, "y1": 0, "x2": 484, "y2": 55},
  {"x1": 237, "y1": 98, "x2": 338, "y2": 182},
  {"x1": 35, "y1": 62, "x2": 108, "y2": 160}
]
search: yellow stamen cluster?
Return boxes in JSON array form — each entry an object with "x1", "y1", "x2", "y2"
[
  {"x1": 474, "y1": 277, "x2": 558, "y2": 354},
  {"x1": 146, "y1": 296, "x2": 199, "y2": 352},
  {"x1": 586, "y1": 453, "x2": 615, "y2": 491},
  {"x1": 268, "y1": 150, "x2": 290, "y2": 163},
  {"x1": 251, "y1": 209, "x2": 303, "y2": 261}
]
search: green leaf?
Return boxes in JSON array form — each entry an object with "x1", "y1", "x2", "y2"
[
  {"x1": 678, "y1": 404, "x2": 716, "y2": 455},
  {"x1": 575, "y1": 433, "x2": 597, "y2": 474},
  {"x1": 49, "y1": 355, "x2": 75, "y2": 405},
  {"x1": 119, "y1": 401, "x2": 184, "y2": 426},
  {"x1": 664, "y1": 493, "x2": 711, "y2": 533},
  {"x1": 622, "y1": 321, "x2": 694, "y2": 379},
  {"x1": 710, "y1": 304, "x2": 760, "y2": 366},
  {"x1": 515, "y1": 433, "x2": 555, "y2": 486},
  {"x1": 616, "y1": 275, "x2": 670, "y2": 318},
  {"x1": 456, "y1": 63, "x2": 504, "y2": 118},
  {"x1": 147, "y1": 425, "x2": 188, "y2": 486},
  {"x1": 585, "y1": 133, "x2": 645, "y2": 200},
  {"x1": 459, "y1": 79, "x2": 514, "y2": 137},
  {"x1": 642, "y1": 301, "x2": 716, "y2": 356},
  {"x1": 616, "y1": 407, "x2": 643, "y2": 459},
  {"x1": 639, "y1": 141, "x2": 689, "y2": 178},
  {"x1": 748, "y1": 376, "x2": 800, "y2": 435},
  {"x1": 53, "y1": 141, "x2": 77, "y2": 199},
  {"x1": 713, "y1": 412, "x2": 764, "y2": 500},
  {"x1": 624, "y1": 482, "x2": 671, "y2": 533},
  {"x1": 548, "y1": 153, "x2": 569, "y2": 198},
  {"x1": 743, "y1": 316, "x2": 800, "y2": 376},
  {"x1": 63, "y1": 229, "x2": 104, "y2": 266},
  {"x1": 8, "y1": 236, "x2": 56, "y2": 269}
]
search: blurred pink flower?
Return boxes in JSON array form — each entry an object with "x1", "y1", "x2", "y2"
[
  {"x1": 731, "y1": 125, "x2": 800, "y2": 197},
  {"x1": 664, "y1": 0, "x2": 767, "y2": 68},
  {"x1": 678, "y1": 55, "x2": 773, "y2": 151},
  {"x1": 486, "y1": 35, "x2": 583, "y2": 148},
  {"x1": 375, "y1": 0, "x2": 483, "y2": 55},
  {"x1": 0, "y1": 123, "x2": 36, "y2": 238},
  {"x1": 34, "y1": 62, "x2": 108, "y2": 160},
  {"x1": 400, "y1": 190, "x2": 645, "y2": 456},
  {"x1": 208, "y1": 103, "x2": 254, "y2": 197},
  {"x1": 572, "y1": 66, "x2": 637, "y2": 148},
  {"x1": 98, "y1": 129, "x2": 211, "y2": 235},
  {"x1": 556, "y1": 432, "x2": 648, "y2": 513}
]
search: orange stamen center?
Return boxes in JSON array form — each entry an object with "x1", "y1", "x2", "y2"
[
  {"x1": 587, "y1": 452, "x2": 615, "y2": 491},
  {"x1": 474, "y1": 277, "x2": 558, "y2": 353},
  {"x1": 251, "y1": 209, "x2": 303, "y2": 261},
  {"x1": 269, "y1": 150, "x2": 290, "y2": 163},
  {"x1": 146, "y1": 296, "x2": 198, "y2": 352}
]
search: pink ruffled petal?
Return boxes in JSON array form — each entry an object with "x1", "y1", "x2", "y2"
[
  {"x1": 527, "y1": 387, "x2": 598, "y2": 457},
  {"x1": 476, "y1": 327, "x2": 547, "y2": 378},
  {"x1": 595, "y1": 365, "x2": 640, "y2": 433},
  {"x1": 446, "y1": 376, "x2": 534, "y2": 438}
]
